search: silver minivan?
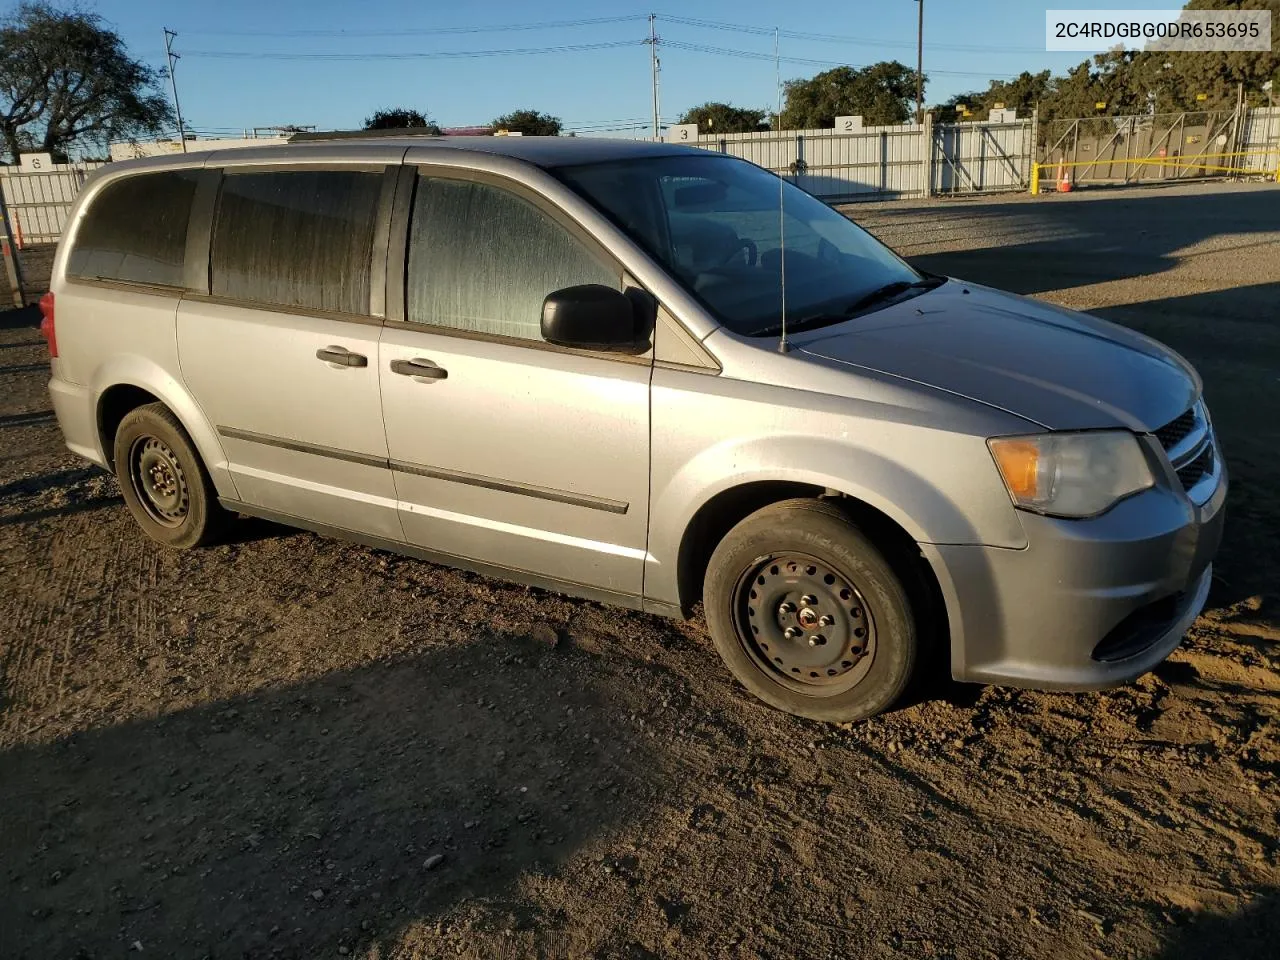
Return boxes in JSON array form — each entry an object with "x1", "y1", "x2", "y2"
[{"x1": 41, "y1": 137, "x2": 1226, "y2": 721}]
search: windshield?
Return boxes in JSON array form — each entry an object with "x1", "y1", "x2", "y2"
[{"x1": 555, "y1": 154, "x2": 923, "y2": 336}]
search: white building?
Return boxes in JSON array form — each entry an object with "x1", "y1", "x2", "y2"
[{"x1": 109, "y1": 136, "x2": 289, "y2": 162}]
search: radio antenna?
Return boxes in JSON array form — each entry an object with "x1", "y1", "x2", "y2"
[{"x1": 775, "y1": 25, "x2": 790, "y2": 354}]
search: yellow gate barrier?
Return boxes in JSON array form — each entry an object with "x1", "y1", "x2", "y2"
[{"x1": 1030, "y1": 150, "x2": 1280, "y2": 195}]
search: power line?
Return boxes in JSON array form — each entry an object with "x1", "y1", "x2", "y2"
[
  {"x1": 661, "y1": 40, "x2": 1015, "y2": 79},
  {"x1": 656, "y1": 13, "x2": 1045, "y2": 55},
  {"x1": 179, "y1": 15, "x2": 649, "y2": 38},
  {"x1": 182, "y1": 40, "x2": 643, "y2": 61}
]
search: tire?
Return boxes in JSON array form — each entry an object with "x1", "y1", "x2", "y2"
[
  {"x1": 113, "y1": 402, "x2": 230, "y2": 549},
  {"x1": 703, "y1": 498, "x2": 918, "y2": 722}
]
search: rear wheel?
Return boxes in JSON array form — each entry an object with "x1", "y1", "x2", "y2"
[
  {"x1": 113, "y1": 402, "x2": 230, "y2": 549},
  {"x1": 704, "y1": 498, "x2": 918, "y2": 722}
]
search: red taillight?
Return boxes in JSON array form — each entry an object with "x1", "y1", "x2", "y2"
[{"x1": 38, "y1": 291, "x2": 56, "y2": 358}]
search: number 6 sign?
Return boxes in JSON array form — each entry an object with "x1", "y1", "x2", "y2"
[{"x1": 19, "y1": 152, "x2": 53, "y2": 173}]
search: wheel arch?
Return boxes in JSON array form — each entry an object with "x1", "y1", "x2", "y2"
[{"x1": 90, "y1": 358, "x2": 238, "y2": 500}]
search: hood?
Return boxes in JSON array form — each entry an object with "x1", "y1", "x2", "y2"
[{"x1": 797, "y1": 281, "x2": 1199, "y2": 432}]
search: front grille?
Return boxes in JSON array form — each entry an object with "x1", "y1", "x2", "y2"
[
  {"x1": 1152, "y1": 403, "x2": 1217, "y2": 498},
  {"x1": 1154, "y1": 408, "x2": 1196, "y2": 450},
  {"x1": 1176, "y1": 444, "x2": 1215, "y2": 490}
]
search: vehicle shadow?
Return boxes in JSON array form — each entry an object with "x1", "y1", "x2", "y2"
[
  {"x1": 0, "y1": 304, "x2": 40, "y2": 331},
  {"x1": 1147, "y1": 890, "x2": 1280, "y2": 960},
  {"x1": 0, "y1": 637, "x2": 656, "y2": 959}
]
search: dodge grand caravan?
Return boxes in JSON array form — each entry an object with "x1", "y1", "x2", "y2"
[{"x1": 41, "y1": 137, "x2": 1226, "y2": 721}]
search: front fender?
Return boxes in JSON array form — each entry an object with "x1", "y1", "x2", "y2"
[
  {"x1": 645, "y1": 433, "x2": 1026, "y2": 608},
  {"x1": 90, "y1": 355, "x2": 239, "y2": 501}
]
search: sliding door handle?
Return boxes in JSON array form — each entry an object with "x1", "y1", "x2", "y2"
[
  {"x1": 316, "y1": 346, "x2": 368, "y2": 368},
  {"x1": 390, "y1": 358, "x2": 448, "y2": 380}
]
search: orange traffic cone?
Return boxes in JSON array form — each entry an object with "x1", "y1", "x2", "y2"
[{"x1": 1057, "y1": 162, "x2": 1072, "y2": 193}]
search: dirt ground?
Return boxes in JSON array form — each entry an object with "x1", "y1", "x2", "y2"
[{"x1": 1, "y1": 181, "x2": 1277, "y2": 960}]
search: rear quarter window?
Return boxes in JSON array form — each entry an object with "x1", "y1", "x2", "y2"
[{"x1": 67, "y1": 170, "x2": 199, "y2": 287}]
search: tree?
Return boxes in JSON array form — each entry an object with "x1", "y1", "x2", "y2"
[
  {"x1": 1142, "y1": 0, "x2": 1279, "y2": 111},
  {"x1": 363, "y1": 107, "x2": 442, "y2": 135},
  {"x1": 676, "y1": 102, "x2": 769, "y2": 133},
  {"x1": 0, "y1": 2, "x2": 170, "y2": 163},
  {"x1": 780, "y1": 62, "x2": 922, "y2": 129},
  {"x1": 932, "y1": 71, "x2": 1053, "y2": 122},
  {"x1": 491, "y1": 109, "x2": 562, "y2": 136}
]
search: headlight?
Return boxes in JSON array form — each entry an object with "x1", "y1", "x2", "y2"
[{"x1": 988, "y1": 431, "x2": 1154, "y2": 518}]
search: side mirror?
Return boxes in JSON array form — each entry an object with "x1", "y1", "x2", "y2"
[{"x1": 541, "y1": 284, "x2": 650, "y2": 353}]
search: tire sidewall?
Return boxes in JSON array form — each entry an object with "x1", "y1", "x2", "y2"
[
  {"x1": 113, "y1": 406, "x2": 213, "y2": 549},
  {"x1": 705, "y1": 502, "x2": 917, "y2": 722}
]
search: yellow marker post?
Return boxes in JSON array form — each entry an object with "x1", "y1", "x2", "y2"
[{"x1": 1030, "y1": 163, "x2": 1040, "y2": 195}]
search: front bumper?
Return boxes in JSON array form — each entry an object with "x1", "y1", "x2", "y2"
[{"x1": 925, "y1": 462, "x2": 1226, "y2": 691}]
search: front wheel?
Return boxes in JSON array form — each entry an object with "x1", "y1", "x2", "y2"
[{"x1": 703, "y1": 499, "x2": 919, "y2": 722}]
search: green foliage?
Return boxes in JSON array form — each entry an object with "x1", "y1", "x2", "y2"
[
  {"x1": 1148, "y1": 0, "x2": 1279, "y2": 110},
  {"x1": 933, "y1": 71, "x2": 1053, "y2": 123},
  {"x1": 927, "y1": 1, "x2": 1279, "y2": 123},
  {"x1": 363, "y1": 108, "x2": 442, "y2": 135},
  {"x1": 780, "y1": 62, "x2": 922, "y2": 128},
  {"x1": 676, "y1": 102, "x2": 770, "y2": 133},
  {"x1": 0, "y1": 2, "x2": 171, "y2": 162},
  {"x1": 491, "y1": 109, "x2": 562, "y2": 136}
]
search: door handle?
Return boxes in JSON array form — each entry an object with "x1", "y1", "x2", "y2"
[
  {"x1": 316, "y1": 346, "x2": 368, "y2": 368},
  {"x1": 390, "y1": 358, "x2": 448, "y2": 380}
]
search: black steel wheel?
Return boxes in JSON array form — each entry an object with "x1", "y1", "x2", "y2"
[
  {"x1": 735, "y1": 553, "x2": 877, "y2": 696},
  {"x1": 704, "y1": 498, "x2": 919, "y2": 722},
  {"x1": 128, "y1": 435, "x2": 190, "y2": 527},
  {"x1": 113, "y1": 402, "x2": 230, "y2": 549}
]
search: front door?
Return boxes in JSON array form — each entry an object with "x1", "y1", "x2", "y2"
[
  {"x1": 177, "y1": 166, "x2": 401, "y2": 540},
  {"x1": 378, "y1": 171, "x2": 651, "y2": 598}
]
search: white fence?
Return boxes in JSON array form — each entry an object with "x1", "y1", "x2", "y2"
[
  {"x1": 4, "y1": 107, "x2": 1278, "y2": 246},
  {"x1": 682, "y1": 118, "x2": 1035, "y2": 202},
  {"x1": 1241, "y1": 106, "x2": 1280, "y2": 175},
  {"x1": 0, "y1": 161, "x2": 104, "y2": 244}
]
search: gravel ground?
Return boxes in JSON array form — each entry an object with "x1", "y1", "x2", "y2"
[{"x1": 1, "y1": 181, "x2": 1277, "y2": 960}]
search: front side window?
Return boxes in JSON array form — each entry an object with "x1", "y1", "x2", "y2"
[
  {"x1": 556, "y1": 155, "x2": 923, "y2": 336},
  {"x1": 67, "y1": 171, "x2": 198, "y2": 287},
  {"x1": 210, "y1": 170, "x2": 382, "y2": 315},
  {"x1": 406, "y1": 176, "x2": 619, "y2": 341}
]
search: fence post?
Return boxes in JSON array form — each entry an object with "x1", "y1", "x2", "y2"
[
  {"x1": 1027, "y1": 115, "x2": 1037, "y2": 190},
  {"x1": 0, "y1": 183, "x2": 26, "y2": 307},
  {"x1": 922, "y1": 111, "x2": 933, "y2": 197}
]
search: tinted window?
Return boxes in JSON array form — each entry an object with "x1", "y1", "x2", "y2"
[
  {"x1": 211, "y1": 170, "x2": 382, "y2": 315},
  {"x1": 406, "y1": 177, "x2": 618, "y2": 341},
  {"x1": 67, "y1": 171, "x2": 198, "y2": 286}
]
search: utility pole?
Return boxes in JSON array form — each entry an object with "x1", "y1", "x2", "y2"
[
  {"x1": 916, "y1": 0, "x2": 926, "y2": 126},
  {"x1": 915, "y1": 0, "x2": 924, "y2": 125},
  {"x1": 648, "y1": 14, "x2": 661, "y2": 140},
  {"x1": 163, "y1": 28, "x2": 187, "y2": 153}
]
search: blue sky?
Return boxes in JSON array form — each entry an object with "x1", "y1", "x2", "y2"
[{"x1": 88, "y1": 0, "x2": 1184, "y2": 136}]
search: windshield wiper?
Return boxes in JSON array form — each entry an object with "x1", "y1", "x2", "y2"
[
  {"x1": 748, "y1": 312, "x2": 852, "y2": 339},
  {"x1": 844, "y1": 276, "x2": 945, "y2": 314},
  {"x1": 746, "y1": 276, "x2": 945, "y2": 338}
]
